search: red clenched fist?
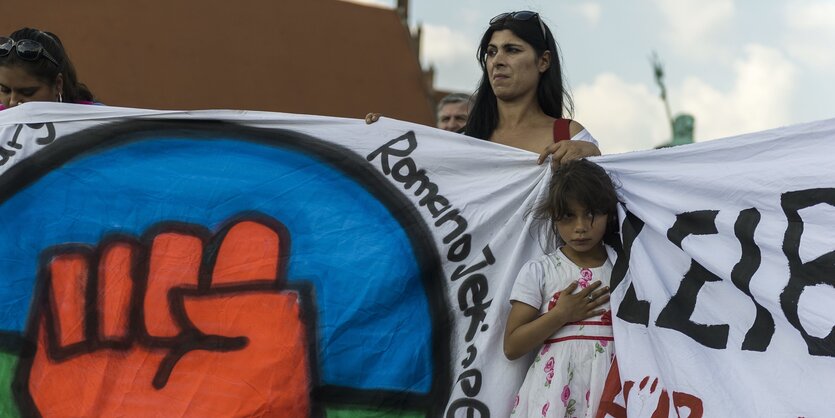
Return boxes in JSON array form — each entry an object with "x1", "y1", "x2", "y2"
[{"x1": 20, "y1": 219, "x2": 311, "y2": 417}]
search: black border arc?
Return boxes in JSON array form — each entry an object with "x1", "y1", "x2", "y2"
[{"x1": 0, "y1": 119, "x2": 451, "y2": 417}]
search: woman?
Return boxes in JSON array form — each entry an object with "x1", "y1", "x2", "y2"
[
  {"x1": 0, "y1": 28, "x2": 95, "y2": 109},
  {"x1": 466, "y1": 11, "x2": 600, "y2": 165},
  {"x1": 366, "y1": 11, "x2": 599, "y2": 165}
]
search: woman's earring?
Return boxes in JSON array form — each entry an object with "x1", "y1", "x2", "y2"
[{"x1": 58, "y1": 93, "x2": 64, "y2": 103}]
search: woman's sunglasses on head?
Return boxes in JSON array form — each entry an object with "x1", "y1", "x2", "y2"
[
  {"x1": 0, "y1": 37, "x2": 59, "y2": 67},
  {"x1": 490, "y1": 11, "x2": 547, "y2": 42}
]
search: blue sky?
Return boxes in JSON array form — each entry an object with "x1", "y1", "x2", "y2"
[{"x1": 345, "y1": 0, "x2": 835, "y2": 153}]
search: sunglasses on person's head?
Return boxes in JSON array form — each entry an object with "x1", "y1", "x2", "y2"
[
  {"x1": 490, "y1": 11, "x2": 547, "y2": 42},
  {"x1": 0, "y1": 37, "x2": 59, "y2": 67}
]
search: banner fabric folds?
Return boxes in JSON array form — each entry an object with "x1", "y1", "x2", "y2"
[{"x1": 0, "y1": 103, "x2": 832, "y2": 417}]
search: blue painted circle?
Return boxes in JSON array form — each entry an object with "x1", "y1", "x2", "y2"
[{"x1": 0, "y1": 134, "x2": 432, "y2": 393}]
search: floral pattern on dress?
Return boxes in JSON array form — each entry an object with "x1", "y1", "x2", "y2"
[
  {"x1": 509, "y1": 251, "x2": 613, "y2": 418},
  {"x1": 578, "y1": 268, "x2": 593, "y2": 288},
  {"x1": 544, "y1": 357, "x2": 555, "y2": 387},
  {"x1": 566, "y1": 399, "x2": 577, "y2": 417},
  {"x1": 535, "y1": 343, "x2": 552, "y2": 363},
  {"x1": 562, "y1": 364, "x2": 578, "y2": 416},
  {"x1": 561, "y1": 385, "x2": 571, "y2": 406},
  {"x1": 600, "y1": 310, "x2": 612, "y2": 325},
  {"x1": 547, "y1": 292, "x2": 560, "y2": 311}
]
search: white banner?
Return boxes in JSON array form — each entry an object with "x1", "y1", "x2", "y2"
[
  {"x1": 597, "y1": 118, "x2": 835, "y2": 417},
  {"x1": 0, "y1": 103, "x2": 832, "y2": 418}
]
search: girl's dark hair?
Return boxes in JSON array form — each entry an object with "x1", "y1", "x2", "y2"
[
  {"x1": 464, "y1": 12, "x2": 573, "y2": 140},
  {"x1": 0, "y1": 27, "x2": 95, "y2": 103},
  {"x1": 533, "y1": 159, "x2": 620, "y2": 246}
]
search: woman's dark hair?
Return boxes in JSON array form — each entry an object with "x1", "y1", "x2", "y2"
[
  {"x1": 0, "y1": 28, "x2": 94, "y2": 102},
  {"x1": 464, "y1": 12, "x2": 573, "y2": 140},
  {"x1": 533, "y1": 159, "x2": 620, "y2": 246}
]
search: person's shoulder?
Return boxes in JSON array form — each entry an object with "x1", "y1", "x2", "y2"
[
  {"x1": 568, "y1": 120, "x2": 586, "y2": 137},
  {"x1": 523, "y1": 251, "x2": 564, "y2": 271},
  {"x1": 549, "y1": 249, "x2": 571, "y2": 266},
  {"x1": 553, "y1": 118, "x2": 588, "y2": 139},
  {"x1": 564, "y1": 119, "x2": 599, "y2": 147}
]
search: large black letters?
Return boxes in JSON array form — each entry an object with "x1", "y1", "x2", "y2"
[
  {"x1": 781, "y1": 188, "x2": 835, "y2": 357},
  {"x1": 611, "y1": 189, "x2": 835, "y2": 355},
  {"x1": 657, "y1": 211, "x2": 730, "y2": 348},
  {"x1": 656, "y1": 261, "x2": 729, "y2": 349},
  {"x1": 611, "y1": 210, "x2": 650, "y2": 325},
  {"x1": 0, "y1": 123, "x2": 56, "y2": 166},
  {"x1": 730, "y1": 208, "x2": 775, "y2": 351}
]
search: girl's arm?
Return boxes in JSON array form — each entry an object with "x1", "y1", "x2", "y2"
[
  {"x1": 503, "y1": 280, "x2": 609, "y2": 360},
  {"x1": 504, "y1": 301, "x2": 567, "y2": 360}
]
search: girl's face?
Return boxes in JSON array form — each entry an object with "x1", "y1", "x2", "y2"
[
  {"x1": 485, "y1": 29, "x2": 550, "y2": 102},
  {"x1": 0, "y1": 65, "x2": 60, "y2": 107},
  {"x1": 555, "y1": 199, "x2": 608, "y2": 260}
]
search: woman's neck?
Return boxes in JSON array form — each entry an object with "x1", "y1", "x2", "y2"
[
  {"x1": 489, "y1": 95, "x2": 556, "y2": 152},
  {"x1": 495, "y1": 95, "x2": 548, "y2": 130}
]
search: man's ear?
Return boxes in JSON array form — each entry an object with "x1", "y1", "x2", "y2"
[{"x1": 539, "y1": 50, "x2": 552, "y2": 73}]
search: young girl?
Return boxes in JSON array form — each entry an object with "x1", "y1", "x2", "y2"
[{"x1": 505, "y1": 159, "x2": 619, "y2": 418}]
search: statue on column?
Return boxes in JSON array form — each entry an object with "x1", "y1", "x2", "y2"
[{"x1": 652, "y1": 52, "x2": 695, "y2": 148}]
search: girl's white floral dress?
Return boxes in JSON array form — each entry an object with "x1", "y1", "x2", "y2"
[{"x1": 509, "y1": 249, "x2": 614, "y2": 418}]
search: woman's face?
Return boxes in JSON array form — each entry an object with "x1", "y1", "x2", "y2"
[
  {"x1": 485, "y1": 29, "x2": 550, "y2": 102},
  {"x1": 0, "y1": 65, "x2": 59, "y2": 107}
]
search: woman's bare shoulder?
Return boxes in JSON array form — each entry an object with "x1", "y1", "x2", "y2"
[{"x1": 568, "y1": 119, "x2": 586, "y2": 137}]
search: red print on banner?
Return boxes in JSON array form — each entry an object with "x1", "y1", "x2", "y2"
[
  {"x1": 18, "y1": 219, "x2": 311, "y2": 417},
  {"x1": 597, "y1": 358, "x2": 703, "y2": 418}
]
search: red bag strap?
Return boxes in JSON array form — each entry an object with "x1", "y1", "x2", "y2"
[{"x1": 553, "y1": 118, "x2": 572, "y2": 142}]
